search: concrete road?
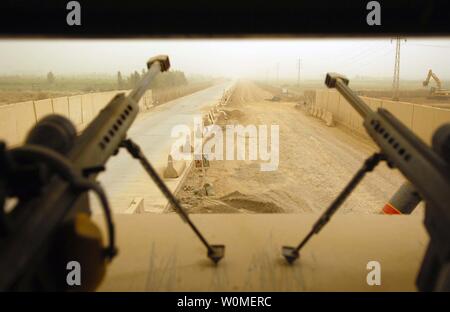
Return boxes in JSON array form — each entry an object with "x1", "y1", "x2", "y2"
[{"x1": 91, "y1": 81, "x2": 234, "y2": 214}]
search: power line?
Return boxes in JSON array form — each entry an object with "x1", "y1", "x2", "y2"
[
  {"x1": 331, "y1": 42, "x2": 392, "y2": 70},
  {"x1": 331, "y1": 42, "x2": 378, "y2": 64},
  {"x1": 357, "y1": 46, "x2": 395, "y2": 69},
  {"x1": 343, "y1": 43, "x2": 382, "y2": 63},
  {"x1": 344, "y1": 45, "x2": 392, "y2": 69},
  {"x1": 332, "y1": 44, "x2": 394, "y2": 75},
  {"x1": 408, "y1": 43, "x2": 450, "y2": 49}
]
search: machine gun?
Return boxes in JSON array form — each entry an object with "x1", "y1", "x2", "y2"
[
  {"x1": 283, "y1": 73, "x2": 450, "y2": 291},
  {"x1": 0, "y1": 55, "x2": 224, "y2": 291}
]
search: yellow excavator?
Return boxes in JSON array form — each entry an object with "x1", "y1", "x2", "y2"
[{"x1": 422, "y1": 69, "x2": 450, "y2": 99}]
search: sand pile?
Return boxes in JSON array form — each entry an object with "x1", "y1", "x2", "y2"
[{"x1": 179, "y1": 190, "x2": 284, "y2": 214}]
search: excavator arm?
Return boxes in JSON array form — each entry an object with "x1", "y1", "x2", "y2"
[{"x1": 423, "y1": 69, "x2": 442, "y2": 89}]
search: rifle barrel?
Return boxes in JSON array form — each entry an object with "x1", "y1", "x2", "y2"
[
  {"x1": 128, "y1": 61, "x2": 162, "y2": 103},
  {"x1": 335, "y1": 79, "x2": 373, "y2": 118},
  {"x1": 325, "y1": 73, "x2": 372, "y2": 118}
]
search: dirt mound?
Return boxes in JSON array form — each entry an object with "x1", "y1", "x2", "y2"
[
  {"x1": 177, "y1": 189, "x2": 285, "y2": 214},
  {"x1": 216, "y1": 108, "x2": 246, "y2": 124},
  {"x1": 188, "y1": 198, "x2": 241, "y2": 214},
  {"x1": 220, "y1": 191, "x2": 284, "y2": 213},
  {"x1": 224, "y1": 109, "x2": 245, "y2": 119}
]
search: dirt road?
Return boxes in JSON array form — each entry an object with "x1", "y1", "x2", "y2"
[{"x1": 178, "y1": 81, "x2": 409, "y2": 214}]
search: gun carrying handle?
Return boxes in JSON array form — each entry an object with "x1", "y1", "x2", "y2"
[{"x1": 147, "y1": 55, "x2": 171, "y2": 72}]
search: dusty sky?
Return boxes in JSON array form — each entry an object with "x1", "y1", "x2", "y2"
[{"x1": 0, "y1": 38, "x2": 449, "y2": 80}]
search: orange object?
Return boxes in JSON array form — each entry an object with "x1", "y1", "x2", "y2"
[{"x1": 382, "y1": 203, "x2": 402, "y2": 215}]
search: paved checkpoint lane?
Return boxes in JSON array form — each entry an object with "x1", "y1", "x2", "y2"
[{"x1": 90, "y1": 81, "x2": 234, "y2": 213}]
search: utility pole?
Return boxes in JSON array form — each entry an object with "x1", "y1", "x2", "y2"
[
  {"x1": 391, "y1": 37, "x2": 407, "y2": 101},
  {"x1": 297, "y1": 58, "x2": 301, "y2": 87}
]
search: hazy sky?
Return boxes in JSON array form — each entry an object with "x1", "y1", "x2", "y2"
[{"x1": 0, "y1": 38, "x2": 449, "y2": 80}]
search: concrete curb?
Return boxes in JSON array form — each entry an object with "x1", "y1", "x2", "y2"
[{"x1": 307, "y1": 105, "x2": 335, "y2": 127}]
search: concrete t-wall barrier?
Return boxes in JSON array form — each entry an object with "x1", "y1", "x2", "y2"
[
  {"x1": 0, "y1": 105, "x2": 18, "y2": 145},
  {"x1": 81, "y1": 93, "x2": 94, "y2": 129},
  {"x1": 311, "y1": 89, "x2": 450, "y2": 145},
  {"x1": 365, "y1": 97, "x2": 382, "y2": 111},
  {"x1": 68, "y1": 95, "x2": 83, "y2": 126},
  {"x1": 327, "y1": 91, "x2": 340, "y2": 115},
  {"x1": 0, "y1": 89, "x2": 146, "y2": 147},
  {"x1": 411, "y1": 104, "x2": 436, "y2": 144},
  {"x1": 315, "y1": 90, "x2": 327, "y2": 109},
  {"x1": 52, "y1": 97, "x2": 70, "y2": 117},
  {"x1": 33, "y1": 98, "x2": 53, "y2": 121},
  {"x1": 92, "y1": 92, "x2": 107, "y2": 115},
  {"x1": 433, "y1": 107, "x2": 450, "y2": 139},
  {"x1": 381, "y1": 100, "x2": 414, "y2": 130},
  {"x1": 92, "y1": 91, "x2": 122, "y2": 116},
  {"x1": 14, "y1": 101, "x2": 36, "y2": 144}
]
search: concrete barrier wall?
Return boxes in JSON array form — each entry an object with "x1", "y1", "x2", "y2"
[
  {"x1": 411, "y1": 104, "x2": 436, "y2": 144},
  {"x1": 92, "y1": 91, "x2": 119, "y2": 115},
  {"x1": 1, "y1": 87, "x2": 448, "y2": 148},
  {"x1": 327, "y1": 91, "x2": 340, "y2": 116},
  {"x1": 337, "y1": 95, "x2": 354, "y2": 131},
  {"x1": 315, "y1": 90, "x2": 327, "y2": 109},
  {"x1": 68, "y1": 95, "x2": 83, "y2": 126},
  {"x1": 433, "y1": 107, "x2": 450, "y2": 137},
  {"x1": 14, "y1": 101, "x2": 36, "y2": 143},
  {"x1": 0, "y1": 89, "x2": 148, "y2": 147},
  {"x1": 311, "y1": 90, "x2": 450, "y2": 145},
  {"x1": 33, "y1": 98, "x2": 53, "y2": 121},
  {"x1": 92, "y1": 92, "x2": 107, "y2": 115},
  {"x1": 365, "y1": 97, "x2": 382, "y2": 111},
  {"x1": 381, "y1": 100, "x2": 414, "y2": 130},
  {"x1": 52, "y1": 97, "x2": 69, "y2": 117},
  {"x1": 81, "y1": 93, "x2": 94, "y2": 128},
  {"x1": 0, "y1": 105, "x2": 17, "y2": 145}
]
